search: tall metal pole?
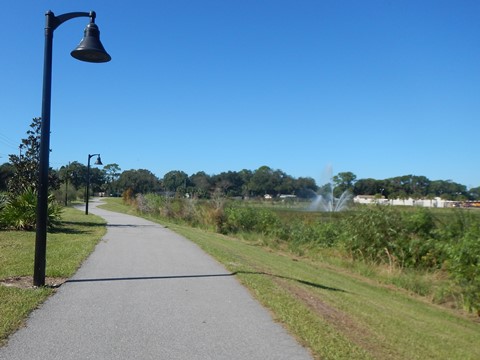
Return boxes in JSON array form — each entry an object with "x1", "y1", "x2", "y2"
[
  {"x1": 64, "y1": 162, "x2": 70, "y2": 206},
  {"x1": 33, "y1": 12, "x2": 54, "y2": 287},
  {"x1": 85, "y1": 153, "x2": 101, "y2": 215},
  {"x1": 85, "y1": 155, "x2": 92, "y2": 215}
]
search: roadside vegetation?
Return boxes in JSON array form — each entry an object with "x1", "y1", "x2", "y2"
[
  {"x1": 98, "y1": 195, "x2": 480, "y2": 359},
  {"x1": 0, "y1": 207, "x2": 105, "y2": 345}
]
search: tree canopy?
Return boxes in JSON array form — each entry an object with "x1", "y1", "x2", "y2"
[
  {"x1": 117, "y1": 169, "x2": 160, "y2": 194},
  {"x1": 353, "y1": 175, "x2": 469, "y2": 200},
  {"x1": 7, "y1": 117, "x2": 60, "y2": 195}
]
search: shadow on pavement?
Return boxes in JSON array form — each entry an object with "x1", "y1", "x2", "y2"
[
  {"x1": 65, "y1": 271, "x2": 345, "y2": 292},
  {"x1": 66, "y1": 273, "x2": 235, "y2": 284}
]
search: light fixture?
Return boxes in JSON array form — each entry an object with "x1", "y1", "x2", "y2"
[{"x1": 71, "y1": 12, "x2": 111, "y2": 63}]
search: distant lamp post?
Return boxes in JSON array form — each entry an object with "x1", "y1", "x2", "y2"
[
  {"x1": 85, "y1": 154, "x2": 103, "y2": 215},
  {"x1": 34, "y1": 10, "x2": 111, "y2": 287},
  {"x1": 64, "y1": 162, "x2": 71, "y2": 206}
]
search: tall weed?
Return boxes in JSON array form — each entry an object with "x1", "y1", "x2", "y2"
[
  {"x1": 446, "y1": 223, "x2": 480, "y2": 313},
  {"x1": 221, "y1": 205, "x2": 281, "y2": 235},
  {"x1": 339, "y1": 205, "x2": 408, "y2": 265}
]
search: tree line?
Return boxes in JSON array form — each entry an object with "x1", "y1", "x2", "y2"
[
  {"x1": 1, "y1": 118, "x2": 479, "y2": 201},
  {"x1": 2, "y1": 160, "x2": 479, "y2": 202}
]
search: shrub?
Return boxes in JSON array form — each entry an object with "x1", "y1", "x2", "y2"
[
  {"x1": 276, "y1": 219, "x2": 340, "y2": 253},
  {"x1": 52, "y1": 183, "x2": 79, "y2": 205},
  {"x1": 311, "y1": 221, "x2": 340, "y2": 247},
  {"x1": 255, "y1": 208, "x2": 281, "y2": 235},
  {"x1": 122, "y1": 188, "x2": 135, "y2": 205},
  {"x1": 339, "y1": 205, "x2": 408, "y2": 265},
  {"x1": 338, "y1": 206, "x2": 457, "y2": 270},
  {"x1": 402, "y1": 208, "x2": 446, "y2": 269},
  {"x1": 221, "y1": 205, "x2": 280, "y2": 235},
  {"x1": 0, "y1": 189, "x2": 62, "y2": 230},
  {"x1": 143, "y1": 193, "x2": 166, "y2": 215},
  {"x1": 200, "y1": 201, "x2": 226, "y2": 232},
  {"x1": 447, "y1": 224, "x2": 480, "y2": 313},
  {"x1": 135, "y1": 193, "x2": 150, "y2": 213},
  {"x1": 0, "y1": 192, "x2": 7, "y2": 211},
  {"x1": 164, "y1": 198, "x2": 185, "y2": 219},
  {"x1": 223, "y1": 206, "x2": 258, "y2": 233},
  {"x1": 404, "y1": 207, "x2": 436, "y2": 238},
  {"x1": 181, "y1": 198, "x2": 199, "y2": 224}
]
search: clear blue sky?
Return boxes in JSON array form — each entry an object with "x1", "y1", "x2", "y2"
[{"x1": 1, "y1": 0, "x2": 479, "y2": 188}]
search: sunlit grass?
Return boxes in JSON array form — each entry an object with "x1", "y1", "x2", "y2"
[{"x1": 0, "y1": 207, "x2": 106, "y2": 345}]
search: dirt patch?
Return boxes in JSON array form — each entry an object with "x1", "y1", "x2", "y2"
[
  {"x1": 278, "y1": 278, "x2": 393, "y2": 359},
  {"x1": 0, "y1": 276, "x2": 67, "y2": 289}
]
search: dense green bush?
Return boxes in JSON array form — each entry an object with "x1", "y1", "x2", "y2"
[
  {"x1": 338, "y1": 206, "x2": 453, "y2": 270},
  {"x1": 0, "y1": 189, "x2": 62, "y2": 230},
  {"x1": 52, "y1": 183, "x2": 79, "y2": 205},
  {"x1": 221, "y1": 205, "x2": 281, "y2": 235},
  {"x1": 310, "y1": 221, "x2": 340, "y2": 247},
  {"x1": 401, "y1": 208, "x2": 447, "y2": 269},
  {"x1": 446, "y1": 219, "x2": 480, "y2": 313},
  {"x1": 339, "y1": 205, "x2": 409, "y2": 265},
  {"x1": 336, "y1": 205, "x2": 480, "y2": 312}
]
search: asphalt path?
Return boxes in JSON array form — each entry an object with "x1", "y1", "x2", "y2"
[{"x1": 0, "y1": 199, "x2": 312, "y2": 359}]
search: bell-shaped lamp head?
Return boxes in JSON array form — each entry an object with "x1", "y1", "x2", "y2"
[
  {"x1": 71, "y1": 17, "x2": 111, "y2": 63},
  {"x1": 94, "y1": 155, "x2": 103, "y2": 165}
]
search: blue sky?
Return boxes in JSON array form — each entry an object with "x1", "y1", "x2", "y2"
[{"x1": 1, "y1": 1, "x2": 479, "y2": 188}]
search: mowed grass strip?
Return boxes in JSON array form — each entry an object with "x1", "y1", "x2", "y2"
[
  {"x1": 99, "y1": 198, "x2": 480, "y2": 360},
  {"x1": 0, "y1": 207, "x2": 106, "y2": 345}
]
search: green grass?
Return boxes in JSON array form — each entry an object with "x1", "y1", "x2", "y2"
[
  {"x1": 0, "y1": 207, "x2": 106, "y2": 345},
  {"x1": 100, "y1": 198, "x2": 480, "y2": 360}
]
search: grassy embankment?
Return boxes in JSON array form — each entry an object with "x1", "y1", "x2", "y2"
[
  {"x1": 100, "y1": 197, "x2": 480, "y2": 360},
  {"x1": 0, "y1": 207, "x2": 106, "y2": 345}
]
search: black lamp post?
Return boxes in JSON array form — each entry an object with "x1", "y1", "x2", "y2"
[
  {"x1": 64, "y1": 162, "x2": 71, "y2": 206},
  {"x1": 85, "y1": 154, "x2": 103, "y2": 215},
  {"x1": 33, "y1": 10, "x2": 111, "y2": 287}
]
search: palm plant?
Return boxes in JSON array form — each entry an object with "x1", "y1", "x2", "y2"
[{"x1": 0, "y1": 188, "x2": 62, "y2": 230}]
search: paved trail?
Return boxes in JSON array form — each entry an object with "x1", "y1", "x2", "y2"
[{"x1": 0, "y1": 199, "x2": 312, "y2": 360}]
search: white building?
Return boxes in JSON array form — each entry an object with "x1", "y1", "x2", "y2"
[{"x1": 353, "y1": 195, "x2": 455, "y2": 208}]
